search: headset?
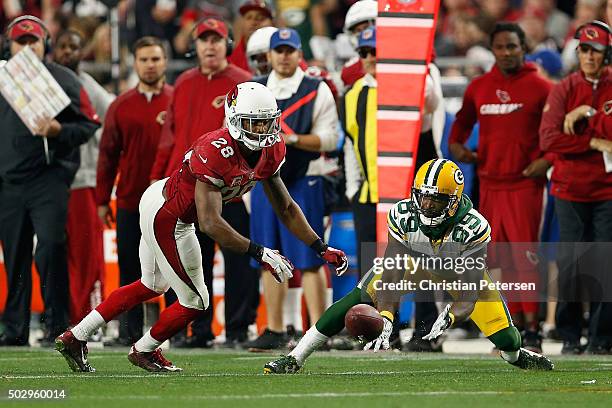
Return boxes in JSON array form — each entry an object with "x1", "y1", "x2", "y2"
[
  {"x1": 574, "y1": 20, "x2": 611, "y2": 65},
  {"x1": 2, "y1": 15, "x2": 51, "y2": 60},
  {"x1": 184, "y1": 17, "x2": 234, "y2": 59}
]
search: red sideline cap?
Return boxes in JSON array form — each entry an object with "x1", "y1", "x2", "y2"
[
  {"x1": 577, "y1": 24, "x2": 610, "y2": 52},
  {"x1": 8, "y1": 18, "x2": 46, "y2": 41},
  {"x1": 194, "y1": 18, "x2": 228, "y2": 39},
  {"x1": 239, "y1": 0, "x2": 273, "y2": 19}
]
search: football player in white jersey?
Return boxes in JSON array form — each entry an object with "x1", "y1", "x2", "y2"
[{"x1": 264, "y1": 159, "x2": 554, "y2": 373}]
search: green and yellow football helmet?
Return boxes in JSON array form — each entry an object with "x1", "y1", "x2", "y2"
[{"x1": 411, "y1": 159, "x2": 465, "y2": 226}]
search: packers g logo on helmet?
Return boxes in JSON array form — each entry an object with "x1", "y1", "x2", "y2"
[{"x1": 412, "y1": 159, "x2": 465, "y2": 226}]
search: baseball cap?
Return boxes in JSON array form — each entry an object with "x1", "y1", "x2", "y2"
[
  {"x1": 526, "y1": 49, "x2": 562, "y2": 78},
  {"x1": 239, "y1": 0, "x2": 274, "y2": 19},
  {"x1": 194, "y1": 18, "x2": 228, "y2": 39},
  {"x1": 270, "y1": 28, "x2": 301, "y2": 50},
  {"x1": 357, "y1": 26, "x2": 376, "y2": 49},
  {"x1": 7, "y1": 17, "x2": 46, "y2": 41},
  {"x1": 576, "y1": 21, "x2": 610, "y2": 52}
]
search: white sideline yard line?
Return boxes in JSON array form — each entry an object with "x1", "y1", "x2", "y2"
[
  {"x1": 65, "y1": 391, "x2": 506, "y2": 400},
  {"x1": 0, "y1": 371, "x2": 405, "y2": 379}
]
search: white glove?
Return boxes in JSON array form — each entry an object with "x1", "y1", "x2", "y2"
[
  {"x1": 259, "y1": 248, "x2": 294, "y2": 284},
  {"x1": 423, "y1": 304, "x2": 453, "y2": 340},
  {"x1": 363, "y1": 316, "x2": 393, "y2": 352}
]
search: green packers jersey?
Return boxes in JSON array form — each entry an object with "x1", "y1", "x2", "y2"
[{"x1": 387, "y1": 198, "x2": 491, "y2": 260}]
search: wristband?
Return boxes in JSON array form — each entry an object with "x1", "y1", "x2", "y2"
[
  {"x1": 247, "y1": 241, "x2": 264, "y2": 262},
  {"x1": 380, "y1": 310, "x2": 394, "y2": 322},
  {"x1": 309, "y1": 238, "x2": 328, "y2": 254}
]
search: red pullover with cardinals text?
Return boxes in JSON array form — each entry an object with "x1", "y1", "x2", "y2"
[{"x1": 449, "y1": 62, "x2": 554, "y2": 190}]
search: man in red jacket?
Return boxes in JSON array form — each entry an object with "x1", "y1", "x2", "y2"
[
  {"x1": 96, "y1": 36, "x2": 173, "y2": 346},
  {"x1": 151, "y1": 17, "x2": 253, "y2": 348},
  {"x1": 450, "y1": 23, "x2": 553, "y2": 353},
  {"x1": 228, "y1": 0, "x2": 275, "y2": 72},
  {"x1": 540, "y1": 20, "x2": 612, "y2": 355}
]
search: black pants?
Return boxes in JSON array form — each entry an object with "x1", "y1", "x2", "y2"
[
  {"x1": 351, "y1": 199, "x2": 376, "y2": 278},
  {"x1": 165, "y1": 201, "x2": 255, "y2": 341},
  {"x1": 555, "y1": 198, "x2": 612, "y2": 346},
  {"x1": 221, "y1": 201, "x2": 258, "y2": 340},
  {"x1": 115, "y1": 208, "x2": 145, "y2": 342},
  {"x1": 412, "y1": 130, "x2": 439, "y2": 337},
  {"x1": 0, "y1": 169, "x2": 70, "y2": 343}
]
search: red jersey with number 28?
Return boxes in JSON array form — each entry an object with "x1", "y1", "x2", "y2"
[{"x1": 163, "y1": 128, "x2": 286, "y2": 224}]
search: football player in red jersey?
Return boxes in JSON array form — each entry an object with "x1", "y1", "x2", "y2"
[{"x1": 55, "y1": 82, "x2": 348, "y2": 373}]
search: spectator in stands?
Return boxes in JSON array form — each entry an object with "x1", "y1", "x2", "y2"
[
  {"x1": 173, "y1": 0, "x2": 235, "y2": 55},
  {"x1": 608, "y1": 0, "x2": 612, "y2": 24},
  {"x1": 519, "y1": 8, "x2": 559, "y2": 52},
  {"x1": 524, "y1": 0, "x2": 570, "y2": 47},
  {"x1": 449, "y1": 23, "x2": 553, "y2": 353},
  {"x1": 151, "y1": 18, "x2": 252, "y2": 348},
  {"x1": 478, "y1": 0, "x2": 522, "y2": 22},
  {"x1": 52, "y1": 29, "x2": 115, "y2": 327},
  {"x1": 540, "y1": 20, "x2": 612, "y2": 355},
  {"x1": 132, "y1": 0, "x2": 185, "y2": 57},
  {"x1": 340, "y1": 0, "x2": 377, "y2": 88},
  {"x1": 453, "y1": 14, "x2": 496, "y2": 77},
  {"x1": 0, "y1": 16, "x2": 99, "y2": 346},
  {"x1": 228, "y1": 0, "x2": 274, "y2": 72},
  {"x1": 246, "y1": 28, "x2": 339, "y2": 350},
  {"x1": 435, "y1": 0, "x2": 478, "y2": 56},
  {"x1": 96, "y1": 36, "x2": 173, "y2": 347}
]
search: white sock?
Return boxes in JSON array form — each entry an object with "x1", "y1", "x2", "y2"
[
  {"x1": 71, "y1": 310, "x2": 105, "y2": 341},
  {"x1": 134, "y1": 330, "x2": 162, "y2": 353},
  {"x1": 288, "y1": 326, "x2": 328, "y2": 365},
  {"x1": 500, "y1": 349, "x2": 520, "y2": 363}
]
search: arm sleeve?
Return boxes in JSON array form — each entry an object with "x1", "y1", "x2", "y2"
[
  {"x1": 343, "y1": 137, "x2": 362, "y2": 201},
  {"x1": 95, "y1": 101, "x2": 121, "y2": 206},
  {"x1": 56, "y1": 86, "x2": 100, "y2": 148},
  {"x1": 448, "y1": 83, "x2": 477, "y2": 146},
  {"x1": 539, "y1": 82, "x2": 592, "y2": 154},
  {"x1": 587, "y1": 112, "x2": 612, "y2": 139},
  {"x1": 311, "y1": 81, "x2": 340, "y2": 152},
  {"x1": 150, "y1": 95, "x2": 176, "y2": 180}
]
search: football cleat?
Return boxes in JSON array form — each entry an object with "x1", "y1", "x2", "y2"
[
  {"x1": 55, "y1": 331, "x2": 96, "y2": 372},
  {"x1": 507, "y1": 348, "x2": 554, "y2": 370},
  {"x1": 127, "y1": 346, "x2": 183, "y2": 373},
  {"x1": 264, "y1": 355, "x2": 301, "y2": 374}
]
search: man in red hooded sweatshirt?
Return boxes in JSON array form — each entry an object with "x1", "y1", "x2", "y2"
[{"x1": 449, "y1": 23, "x2": 554, "y2": 353}]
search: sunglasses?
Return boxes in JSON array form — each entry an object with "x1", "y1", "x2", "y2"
[{"x1": 357, "y1": 47, "x2": 376, "y2": 58}]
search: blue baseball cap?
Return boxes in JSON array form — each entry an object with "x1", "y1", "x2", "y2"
[
  {"x1": 357, "y1": 26, "x2": 376, "y2": 49},
  {"x1": 526, "y1": 49, "x2": 562, "y2": 78},
  {"x1": 270, "y1": 28, "x2": 301, "y2": 50}
]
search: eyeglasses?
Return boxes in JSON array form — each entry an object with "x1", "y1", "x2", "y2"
[{"x1": 357, "y1": 47, "x2": 376, "y2": 58}]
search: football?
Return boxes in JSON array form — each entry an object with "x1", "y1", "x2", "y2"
[{"x1": 345, "y1": 304, "x2": 384, "y2": 341}]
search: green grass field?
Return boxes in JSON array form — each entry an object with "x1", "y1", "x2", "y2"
[{"x1": 1, "y1": 348, "x2": 611, "y2": 407}]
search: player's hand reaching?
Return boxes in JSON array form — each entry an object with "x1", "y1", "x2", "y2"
[
  {"x1": 423, "y1": 304, "x2": 454, "y2": 340},
  {"x1": 363, "y1": 315, "x2": 393, "y2": 352},
  {"x1": 250, "y1": 244, "x2": 294, "y2": 284},
  {"x1": 310, "y1": 239, "x2": 349, "y2": 276}
]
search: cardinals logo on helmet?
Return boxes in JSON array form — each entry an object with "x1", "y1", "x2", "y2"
[{"x1": 227, "y1": 86, "x2": 239, "y2": 108}]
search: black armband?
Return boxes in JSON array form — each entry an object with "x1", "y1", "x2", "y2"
[
  {"x1": 309, "y1": 238, "x2": 328, "y2": 255},
  {"x1": 247, "y1": 241, "x2": 264, "y2": 262}
]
